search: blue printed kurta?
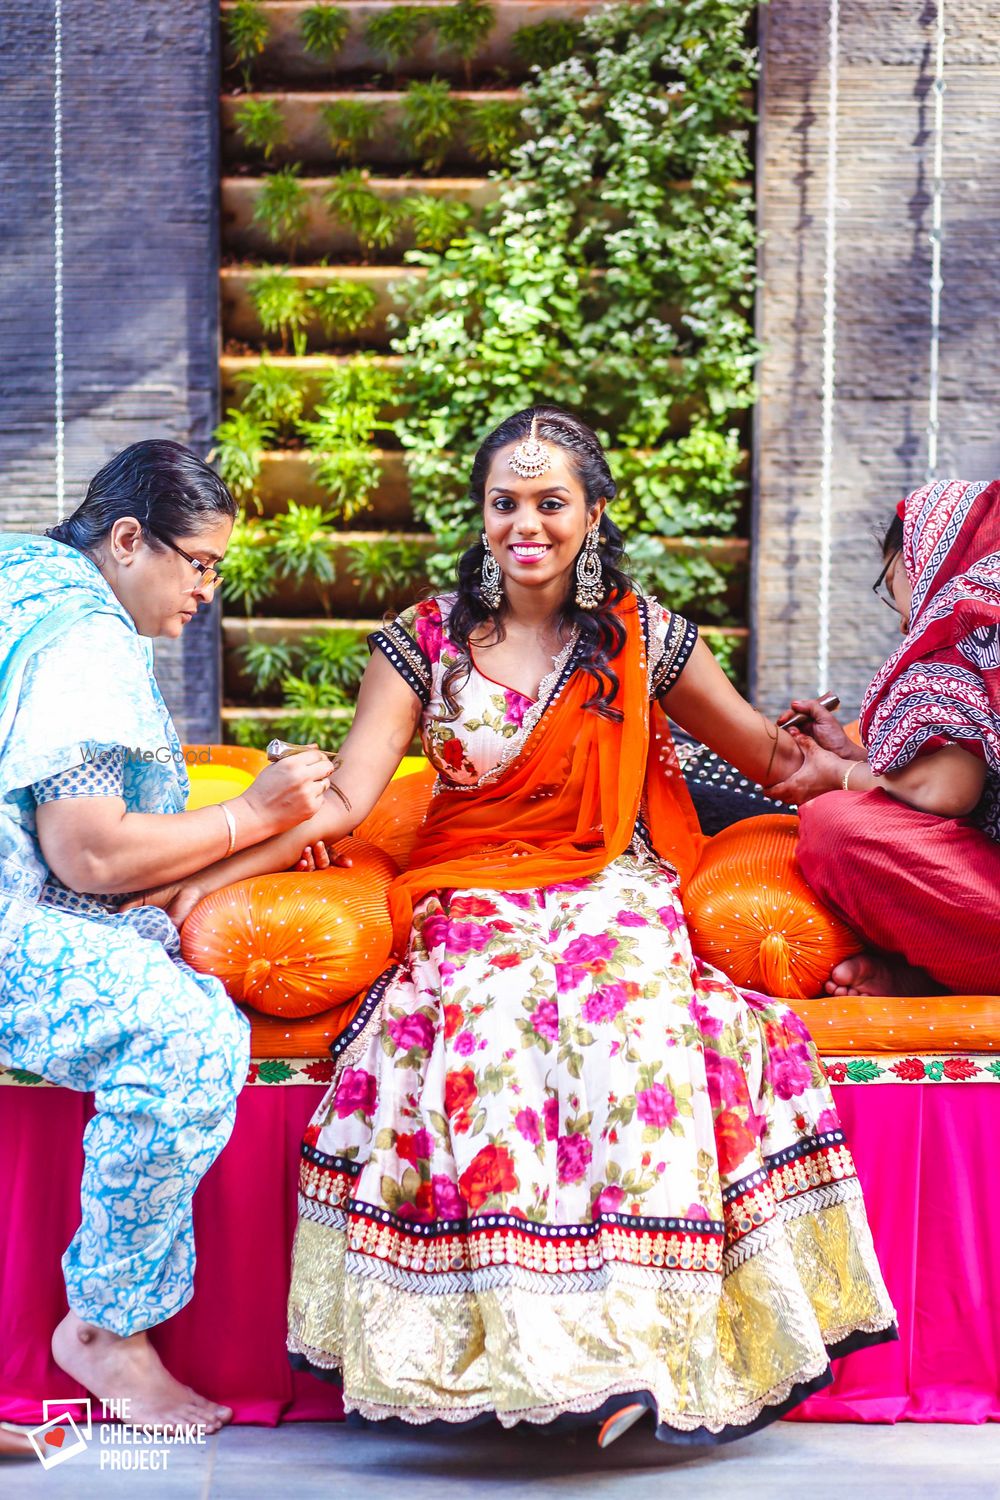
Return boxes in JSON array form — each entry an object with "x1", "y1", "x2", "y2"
[{"x1": 0, "y1": 535, "x2": 248, "y2": 1334}]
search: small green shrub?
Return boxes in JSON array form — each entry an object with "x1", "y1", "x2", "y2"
[
  {"x1": 221, "y1": 514, "x2": 276, "y2": 613},
  {"x1": 269, "y1": 500, "x2": 338, "y2": 589},
  {"x1": 234, "y1": 360, "x2": 306, "y2": 432},
  {"x1": 238, "y1": 636, "x2": 296, "y2": 692},
  {"x1": 432, "y1": 0, "x2": 494, "y2": 82},
  {"x1": 299, "y1": 629, "x2": 370, "y2": 689},
  {"x1": 233, "y1": 97, "x2": 286, "y2": 160},
  {"x1": 297, "y1": 357, "x2": 396, "y2": 519},
  {"x1": 320, "y1": 99, "x2": 378, "y2": 161},
  {"x1": 402, "y1": 193, "x2": 471, "y2": 251},
  {"x1": 249, "y1": 268, "x2": 311, "y2": 354},
  {"x1": 225, "y1": 0, "x2": 270, "y2": 82},
  {"x1": 511, "y1": 18, "x2": 581, "y2": 69},
  {"x1": 325, "y1": 171, "x2": 402, "y2": 258},
  {"x1": 306, "y1": 279, "x2": 379, "y2": 339},
  {"x1": 300, "y1": 4, "x2": 350, "y2": 59},
  {"x1": 401, "y1": 79, "x2": 464, "y2": 173},
  {"x1": 364, "y1": 5, "x2": 434, "y2": 70},
  {"x1": 466, "y1": 99, "x2": 522, "y2": 166},
  {"x1": 346, "y1": 537, "x2": 426, "y2": 606},
  {"x1": 209, "y1": 409, "x2": 274, "y2": 501},
  {"x1": 252, "y1": 166, "x2": 310, "y2": 255}
]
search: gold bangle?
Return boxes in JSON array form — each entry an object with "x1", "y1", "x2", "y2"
[
  {"x1": 841, "y1": 762, "x2": 856, "y2": 792},
  {"x1": 220, "y1": 801, "x2": 237, "y2": 857}
]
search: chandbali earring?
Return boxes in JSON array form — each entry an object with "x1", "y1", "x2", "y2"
[
  {"x1": 575, "y1": 526, "x2": 604, "y2": 609},
  {"x1": 480, "y1": 530, "x2": 503, "y2": 608}
]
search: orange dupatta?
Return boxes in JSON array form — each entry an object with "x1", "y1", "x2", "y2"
[{"x1": 386, "y1": 591, "x2": 704, "y2": 954}]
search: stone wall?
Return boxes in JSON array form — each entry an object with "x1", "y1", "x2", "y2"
[
  {"x1": 0, "y1": 0, "x2": 221, "y2": 739},
  {"x1": 753, "y1": 0, "x2": 1000, "y2": 717}
]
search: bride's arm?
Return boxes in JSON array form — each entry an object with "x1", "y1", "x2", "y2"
[
  {"x1": 657, "y1": 637, "x2": 804, "y2": 790},
  {"x1": 142, "y1": 649, "x2": 423, "y2": 915}
]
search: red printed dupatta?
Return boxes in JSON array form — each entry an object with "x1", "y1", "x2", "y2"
[
  {"x1": 859, "y1": 479, "x2": 1000, "y2": 780},
  {"x1": 386, "y1": 590, "x2": 704, "y2": 954}
]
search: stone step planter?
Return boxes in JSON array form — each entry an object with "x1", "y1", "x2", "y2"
[
  {"x1": 222, "y1": 264, "x2": 416, "y2": 349},
  {"x1": 251, "y1": 446, "x2": 749, "y2": 526},
  {"x1": 220, "y1": 354, "x2": 700, "y2": 433},
  {"x1": 254, "y1": 449, "x2": 414, "y2": 523},
  {"x1": 222, "y1": 174, "x2": 497, "y2": 259},
  {"x1": 223, "y1": 615, "x2": 750, "y2": 705},
  {"x1": 222, "y1": 90, "x2": 521, "y2": 172},
  {"x1": 222, "y1": 532, "x2": 749, "y2": 622},
  {"x1": 222, "y1": 1, "x2": 599, "y2": 86}
]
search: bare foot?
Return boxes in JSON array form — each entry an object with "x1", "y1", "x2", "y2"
[
  {"x1": 52, "y1": 1311, "x2": 232, "y2": 1434},
  {"x1": 0, "y1": 1423, "x2": 35, "y2": 1458},
  {"x1": 825, "y1": 951, "x2": 939, "y2": 997}
]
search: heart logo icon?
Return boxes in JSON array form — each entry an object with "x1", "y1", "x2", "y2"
[{"x1": 44, "y1": 1428, "x2": 66, "y2": 1449}]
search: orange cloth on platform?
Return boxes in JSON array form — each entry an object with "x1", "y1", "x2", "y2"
[{"x1": 385, "y1": 590, "x2": 704, "y2": 954}]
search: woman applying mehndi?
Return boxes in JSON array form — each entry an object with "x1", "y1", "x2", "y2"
[
  {"x1": 772, "y1": 478, "x2": 1000, "y2": 997},
  {"x1": 0, "y1": 441, "x2": 333, "y2": 1434},
  {"x1": 169, "y1": 407, "x2": 895, "y2": 1446}
]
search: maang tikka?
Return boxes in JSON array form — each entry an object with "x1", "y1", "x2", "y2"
[{"x1": 508, "y1": 415, "x2": 552, "y2": 479}]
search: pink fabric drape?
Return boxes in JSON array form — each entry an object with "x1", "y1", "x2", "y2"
[{"x1": 1, "y1": 1082, "x2": 997, "y2": 1427}]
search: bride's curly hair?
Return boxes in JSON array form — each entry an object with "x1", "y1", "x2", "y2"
[{"x1": 436, "y1": 405, "x2": 639, "y2": 725}]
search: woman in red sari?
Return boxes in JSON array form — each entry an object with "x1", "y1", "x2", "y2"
[
  {"x1": 171, "y1": 407, "x2": 895, "y2": 1445},
  {"x1": 773, "y1": 478, "x2": 1000, "y2": 996}
]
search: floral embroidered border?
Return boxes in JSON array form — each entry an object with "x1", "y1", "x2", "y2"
[{"x1": 3, "y1": 1053, "x2": 1000, "y2": 1089}]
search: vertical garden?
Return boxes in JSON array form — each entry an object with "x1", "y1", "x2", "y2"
[{"x1": 216, "y1": 0, "x2": 757, "y2": 747}]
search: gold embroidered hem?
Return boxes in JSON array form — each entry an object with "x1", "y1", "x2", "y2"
[{"x1": 287, "y1": 1191, "x2": 895, "y2": 1437}]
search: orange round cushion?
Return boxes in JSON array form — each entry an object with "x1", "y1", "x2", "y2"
[
  {"x1": 683, "y1": 814, "x2": 861, "y2": 1000},
  {"x1": 180, "y1": 837, "x2": 398, "y2": 1018},
  {"x1": 355, "y1": 763, "x2": 437, "y2": 872}
]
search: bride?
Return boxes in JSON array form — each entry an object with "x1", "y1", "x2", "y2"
[{"x1": 173, "y1": 406, "x2": 895, "y2": 1446}]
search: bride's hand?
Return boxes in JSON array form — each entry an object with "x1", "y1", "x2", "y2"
[
  {"x1": 293, "y1": 840, "x2": 354, "y2": 873},
  {"x1": 766, "y1": 735, "x2": 851, "y2": 805}
]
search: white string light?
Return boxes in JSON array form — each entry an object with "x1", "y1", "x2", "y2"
[
  {"x1": 54, "y1": 0, "x2": 65, "y2": 520},
  {"x1": 926, "y1": 1, "x2": 945, "y2": 481},
  {"x1": 816, "y1": 0, "x2": 839, "y2": 695}
]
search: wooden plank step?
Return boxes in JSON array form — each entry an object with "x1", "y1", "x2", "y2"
[
  {"x1": 222, "y1": 90, "x2": 521, "y2": 171},
  {"x1": 222, "y1": 174, "x2": 497, "y2": 259},
  {"x1": 221, "y1": 264, "x2": 418, "y2": 349},
  {"x1": 222, "y1": 2, "x2": 601, "y2": 86}
]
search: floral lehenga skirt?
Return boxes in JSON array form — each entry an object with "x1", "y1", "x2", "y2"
[{"x1": 287, "y1": 847, "x2": 896, "y2": 1442}]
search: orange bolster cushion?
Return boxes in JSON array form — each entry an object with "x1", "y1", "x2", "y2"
[
  {"x1": 683, "y1": 814, "x2": 862, "y2": 1000},
  {"x1": 354, "y1": 763, "x2": 437, "y2": 872},
  {"x1": 180, "y1": 837, "x2": 398, "y2": 1019}
]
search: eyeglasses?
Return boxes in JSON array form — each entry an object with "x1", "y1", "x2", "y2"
[
  {"x1": 872, "y1": 549, "x2": 901, "y2": 612},
  {"x1": 146, "y1": 526, "x2": 223, "y2": 590}
]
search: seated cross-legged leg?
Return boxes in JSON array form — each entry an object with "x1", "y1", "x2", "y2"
[
  {"x1": 0, "y1": 902, "x2": 249, "y2": 1431},
  {"x1": 797, "y1": 788, "x2": 1000, "y2": 996}
]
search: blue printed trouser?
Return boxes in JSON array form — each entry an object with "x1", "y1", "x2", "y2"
[{"x1": 0, "y1": 899, "x2": 250, "y2": 1335}]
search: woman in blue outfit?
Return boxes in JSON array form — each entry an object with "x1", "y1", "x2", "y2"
[{"x1": 0, "y1": 442, "x2": 333, "y2": 1433}]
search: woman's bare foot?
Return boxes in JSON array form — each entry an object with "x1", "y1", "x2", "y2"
[
  {"x1": 825, "y1": 951, "x2": 939, "y2": 997},
  {"x1": 52, "y1": 1312, "x2": 232, "y2": 1434}
]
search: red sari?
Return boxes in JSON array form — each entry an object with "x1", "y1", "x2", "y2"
[{"x1": 798, "y1": 479, "x2": 1000, "y2": 992}]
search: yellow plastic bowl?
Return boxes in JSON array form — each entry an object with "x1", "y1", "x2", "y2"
[{"x1": 186, "y1": 763, "x2": 256, "y2": 810}]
